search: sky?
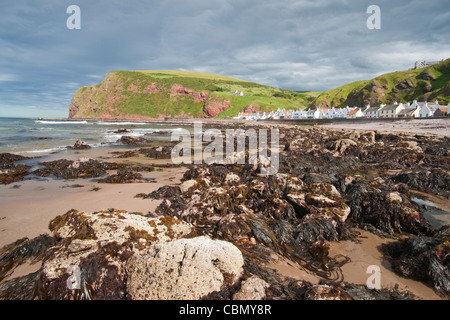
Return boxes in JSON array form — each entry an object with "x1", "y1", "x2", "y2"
[{"x1": 0, "y1": 0, "x2": 449, "y2": 118}]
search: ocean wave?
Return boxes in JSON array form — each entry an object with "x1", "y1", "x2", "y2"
[
  {"x1": 102, "y1": 132, "x2": 147, "y2": 142},
  {"x1": 35, "y1": 120, "x2": 89, "y2": 124},
  {"x1": 21, "y1": 146, "x2": 67, "y2": 154},
  {"x1": 95, "y1": 121, "x2": 148, "y2": 125}
]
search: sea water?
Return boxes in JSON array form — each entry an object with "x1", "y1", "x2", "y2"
[{"x1": 0, "y1": 117, "x2": 187, "y2": 156}]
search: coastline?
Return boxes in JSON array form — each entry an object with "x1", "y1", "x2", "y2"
[{"x1": 0, "y1": 119, "x2": 449, "y2": 300}]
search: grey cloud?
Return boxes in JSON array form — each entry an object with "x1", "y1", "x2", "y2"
[{"x1": 0, "y1": 0, "x2": 449, "y2": 117}]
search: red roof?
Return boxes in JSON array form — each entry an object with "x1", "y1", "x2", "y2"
[{"x1": 348, "y1": 109, "x2": 359, "y2": 115}]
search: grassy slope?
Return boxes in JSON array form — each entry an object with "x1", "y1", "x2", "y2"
[
  {"x1": 312, "y1": 58, "x2": 450, "y2": 108},
  {"x1": 74, "y1": 70, "x2": 314, "y2": 118}
]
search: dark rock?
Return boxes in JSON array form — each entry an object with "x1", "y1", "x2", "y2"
[
  {"x1": 117, "y1": 135, "x2": 150, "y2": 145},
  {"x1": 97, "y1": 168, "x2": 155, "y2": 184},
  {"x1": 382, "y1": 226, "x2": 450, "y2": 295},
  {"x1": 0, "y1": 234, "x2": 56, "y2": 282},
  {"x1": 138, "y1": 146, "x2": 173, "y2": 159},
  {"x1": 32, "y1": 158, "x2": 125, "y2": 180},
  {"x1": 72, "y1": 140, "x2": 91, "y2": 150},
  {"x1": 114, "y1": 128, "x2": 132, "y2": 133},
  {"x1": 0, "y1": 153, "x2": 31, "y2": 164},
  {"x1": 421, "y1": 69, "x2": 437, "y2": 81}
]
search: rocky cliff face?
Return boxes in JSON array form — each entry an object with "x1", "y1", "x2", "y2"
[{"x1": 68, "y1": 72, "x2": 231, "y2": 119}]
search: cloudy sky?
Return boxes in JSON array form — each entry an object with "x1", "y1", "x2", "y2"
[{"x1": 1, "y1": 0, "x2": 449, "y2": 118}]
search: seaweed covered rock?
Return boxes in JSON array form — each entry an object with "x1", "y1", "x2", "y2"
[
  {"x1": 126, "y1": 236, "x2": 244, "y2": 300},
  {"x1": 138, "y1": 146, "x2": 173, "y2": 159},
  {"x1": 32, "y1": 158, "x2": 124, "y2": 180},
  {"x1": 72, "y1": 140, "x2": 91, "y2": 150},
  {"x1": 148, "y1": 164, "x2": 352, "y2": 283},
  {"x1": 0, "y1": 153, "x2": 32, "y2": 184},
  {"x1": 392, "y1": 169, "x2": 450, "y2": 198},
  {"x1": 117, "y1": 135, "x2": 150, "y2": 145},
  {"x1": 36, "y1": 209, "x2": 193, "y2": 299},
  {"x1": 97, "y1": 168, "x2": 155, "y2": 184},
  {"x1": 0, "y1": 234, "x2": 56, "y2": 283},
  {"x1": 382, "y1": 226, "x2": 450, "y2": 295},
  {"x1": 344, "y1": 179, "x2": 435, "y2": 235}
]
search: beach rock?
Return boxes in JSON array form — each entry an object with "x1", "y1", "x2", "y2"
[
  {"x1": 126, "y1": 236, "x2": 244, "y2": 300},
  {"x1": 114, "y1": 128, "x2": 132, "y2": 133},
  {"x1": 0, "y1": 163, "x2": 31, "y2": 184},
  {"x1": 232, "y1": 276, "x2": 269, "y2": 300},
  {"x1": 117, "y1": 135, "x2": 149, "y2": 145},
  {"x1": 392, "y1": 169, "x2": 450, "y2": 198},
  {"x1": 73, "y1": 140, "x2": 91, "y2": 150},
  {"x1": 0, "y1": 153, "x2": 31, "y2": 164},
  {"x1": 382, "y1": 226, "x2": 450, "y2": 295},
  {"x1": 0, "y1": 234, "x2": 56, "y2": 282},
  {"x1": 138, "y1": 146, "x2": 173, "y2": 159},
  {"x1": 32, "y1": 158, "x2": 124, "y2": 180},
  {"x1": 37, "y1": 209, "x2": 193, "y2": 299},
  {"x1": 97, "y1": 168, "x2": 154, "y2": 184},
  {"x1": 179, "y1": 178, "x2": 211, "y2": 194},
  {"x1": 0, "y1": 271, "x2": 41, "y2": 300},
  {"x1": 0, "y1": 153, "x2": 32, "y2": 184},
  {"x1": 328, "y1": 139, "x2": 357, "y2": 154}
]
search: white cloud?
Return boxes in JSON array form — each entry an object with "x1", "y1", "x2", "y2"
[{"x1": 0, "y1": 74, "x2": 19, "y2": 82}]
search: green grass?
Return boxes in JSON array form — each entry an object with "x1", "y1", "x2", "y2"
[
  {"x1": 311, "y1": 58, "x2": 450, "y2": 107},
  {"x1": 137, "y1": 70, "x2": 248, "y2": 82}
]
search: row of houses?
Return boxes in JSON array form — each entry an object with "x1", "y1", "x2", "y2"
[{"x1": 234, "y1": 100, "x2": 450, "y2": 120}]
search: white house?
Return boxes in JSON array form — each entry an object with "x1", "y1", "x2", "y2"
[
  {"x1": 398, "y1": 105, "x2": 420, "y2": 118},
  {"x1": 347, "y1": 108, "x2": 364, "y2": 119},
  {"x1": 378, "y1": 102, "x2": 405, "y2": 118},
  {"x1": 333, "y1": 107, "x2": 346, "y2": 118},
  {"x1": 364, "y1": 105, "x2": 385, "y2": 118},
  {"x1": 306, "y1": 109, "x2": 321, "y2": 119},
  {"x1": 418, "y1": 102, "x2": 440, "y2": 118}
]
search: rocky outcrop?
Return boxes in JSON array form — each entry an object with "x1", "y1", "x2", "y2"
[
  {"x1": 72, "y1": 140, "x2": 91, "y2": 150},
  {"x1": 0, "y1": 153, "x2": 32, "y2": 185},
  {"x1": 117, "y1": 135, "x2": 150, "y2": 145},
  {"x1": 36, "y1": 209, "x2": 194, "y2": 299},
  {"x1": 126, "y1": 236, "x2": 244, "y2": 300},
  {"x1": 232, "y1": 276, "x2": 270, "y2": 300},
  {"x1": 203, "y1": 96, "x2": 231, "y2": 118}
]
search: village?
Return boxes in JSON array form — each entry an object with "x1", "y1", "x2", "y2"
[{"x1": 234, "y1": 100, "x2": 450, "y2": 121}]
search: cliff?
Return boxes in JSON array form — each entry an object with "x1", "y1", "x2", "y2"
[
  {"x1": 68, "y1": 70, "x2": 309, "y2": 119},
  {"x1": 311, "y1": 58, "x2": 450, "y2": 108}
]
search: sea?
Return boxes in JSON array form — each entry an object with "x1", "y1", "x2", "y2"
[{"x1": 0, "y1": 117, "x2": 187, "y2": 155}]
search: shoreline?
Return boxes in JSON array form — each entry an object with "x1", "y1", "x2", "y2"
[{"x1": 31, "y1": 116, "x2": 450, "y2": 137}]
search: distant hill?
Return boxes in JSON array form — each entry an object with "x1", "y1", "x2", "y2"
[
  {"x1": 311, "y1": 58, "x2": 450, "y2": 108},
  {"x1": 68, "y1": 70, "x2": 314, "y2": 119}
]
